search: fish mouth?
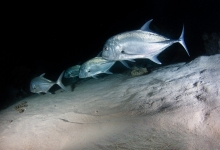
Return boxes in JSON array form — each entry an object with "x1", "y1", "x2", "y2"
[
  {"x1": 102, "y1": 55, "x2": 109, "y2": 60},
  {"x1": 102, "y1": 56, "x2": 108, "y2": 60},
  {"x1": 78, "y1": 73, "x2": 86, "y2": 78},
  {"x1": 78, "y1": 75, "x2": 84, "y2": 78},
  {"x1": 102, "y1": 52, "x2": 116, "y2": 61}
]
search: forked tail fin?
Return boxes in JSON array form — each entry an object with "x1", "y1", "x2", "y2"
[
  {"x1": 178, "y1": 25, "x2": 190, "y2": 56},
  {"x1": 56, "y1": 71, "x2": 67, "y2": 91}
]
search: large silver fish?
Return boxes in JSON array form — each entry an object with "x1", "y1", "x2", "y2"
[
  {"x1": 102, "y1": 19, "x2": 190, "y2": 64},
  {"x1": 64, "y1": 65, "x2": 81, "y2": 78},
  {"x1": 79, "y1": 57, "x2": 115, "y2": 79},
  {"x1": 30, "y1": 71, "x2": 67, "y2": 94}
]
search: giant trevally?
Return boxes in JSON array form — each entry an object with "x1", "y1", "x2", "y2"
[
  {"x1": 30, "y1": 71, "x2": 67, "y2": 94},
  {"x1": 64, "y1": 65, "x2": 81, "y2": 78},
  {"x1": 79, "y1": 57, "x2": 115, "y2": 79},
  {"x1": 102, "y1": 19, "x2": 190, "y2": 64}
]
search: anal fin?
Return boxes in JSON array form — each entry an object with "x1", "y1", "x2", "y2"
[
  {"x1": 149, "y1": 55, "x2": 162, "y2": 64},
  {"x1": 92, "y1": 75, "x2": 98, "y2": 79},
  {"x1": 120, "y1": 60, "x2": 130, "y2": 69},
  {"x1": 105, "y1": 71, "x2": 113, "y2": 74}
]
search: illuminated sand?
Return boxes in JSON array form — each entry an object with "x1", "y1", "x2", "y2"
[{"x1": 0, "y1": 55, "x2": 220, "y2": 150}]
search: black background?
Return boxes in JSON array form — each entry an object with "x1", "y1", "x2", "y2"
[{"x1": 1, "y1": 0, "x2": 220, "y2": 108}]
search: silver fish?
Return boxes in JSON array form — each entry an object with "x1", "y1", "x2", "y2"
[
  {"x1": 98, "y1": 50, "x2": 131, "y2": 68},
  {"x1": 102, "y1": 19, "x2": 190, "y2": 64},
  {"x1": 79, "y1": 57, "x2": 115, "y2": 79},
  {"x1": 30, "y1": 71, "x2": 66, "y2": 94},
  {"x1": 64, "y1": 65, "x2": 81, "y2": 78}
]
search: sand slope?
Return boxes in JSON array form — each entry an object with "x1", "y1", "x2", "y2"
[{"x1": 0, "y1": 55, "x2": 220, "y2": 150}]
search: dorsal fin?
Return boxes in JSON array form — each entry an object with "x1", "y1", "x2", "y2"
[
  {"x1": 40, "y1": 73, "x2": 45, "y2": 77},
  {"x1": 97, "y1": 50, "x2": 102, "y2": 57},
  {"x1": 140, "y1": 19, "x2": 153, "y2": 32}
]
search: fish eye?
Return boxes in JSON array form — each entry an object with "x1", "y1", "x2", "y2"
[
  {"x1": 104, "y1": 46, "x2": 108, "y2": 51},
  {"x1": 87, "y1": 70, "x2": 90, "y2": 72},
  {"x1": 121, "y1": 50, "x2": 125, "y2": 54}
]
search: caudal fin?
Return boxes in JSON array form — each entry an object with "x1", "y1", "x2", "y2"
[
  {"x1": 178, "y1": 25, "x2": 190, "y2": 56},
  {"x1": 56, "y1": 71, "x2": 67, "y2": 91}
]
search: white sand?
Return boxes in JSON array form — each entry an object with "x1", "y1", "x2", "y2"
[{"x1": 0, "y1": 55, "x2": 220, "y2": 150}]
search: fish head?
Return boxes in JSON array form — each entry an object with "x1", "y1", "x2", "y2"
[
  {"x1": 64, "y1": 71, "x2": 71, "y2": 78},
  {"x1": 78, "y1": 64, "x2": 92, "y2": 78},
  {"x1": 64, "y1": 65, "x2": 80, "y2": 78},
  {"x1": 30, "y1": 83, "x2": 37, "y2": 93},
  {"x1": 79, "y1": 58, "x2": 112, "y2": 78},
  {"x1": 29, "y1": 76, "x2": 54, "y2": 94},
  {"x1": 30, "y1": 80, "x2": 42, "y2": 93},
  {"x1": 64, "y1": 70, "x2": 75, "y2": 78},
  {"x1": 79, "y1": 65, "x2": 96, "y2": 78},
  {"x1": 102, "y1": 37, "x2": 123, "y2": 60}
]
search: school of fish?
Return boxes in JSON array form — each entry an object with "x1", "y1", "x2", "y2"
[{"x1": 30, "y1": 19, "x2": 190, "y2": 94}]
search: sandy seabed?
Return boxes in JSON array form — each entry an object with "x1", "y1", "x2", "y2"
[{"x1": 0, "y1": 55, "x2": 220, "y2": 150}]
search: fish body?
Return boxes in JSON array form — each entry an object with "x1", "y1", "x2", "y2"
[
  {"x1": 64, "y1": 65, "x2": 81, "y2": 78},
  {"x1": 79, "y1": 57, "x2": 115, "y2": 79},
  {"x1": 30, "y1": 71, "x2": 66, "y2": 94},
  {"x1": 102, "y1": 19, "x2": 190, "y2": 64}
]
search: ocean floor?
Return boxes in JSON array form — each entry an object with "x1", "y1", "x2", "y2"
[{"x1": 0, "y1": 54, "x2": 220, "y2": 150}]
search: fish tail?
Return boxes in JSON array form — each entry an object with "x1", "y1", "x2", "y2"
[
  {"x1": 56, "y1": 71, "x2": 67, "y2": 91},
  {"x1": 178, "y1": 25, "x2": 190, "y2": 56}
]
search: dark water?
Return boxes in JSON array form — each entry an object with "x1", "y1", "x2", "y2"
[{"x1": 1, "y1": 0, "x2": 220, "y2": 109}]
